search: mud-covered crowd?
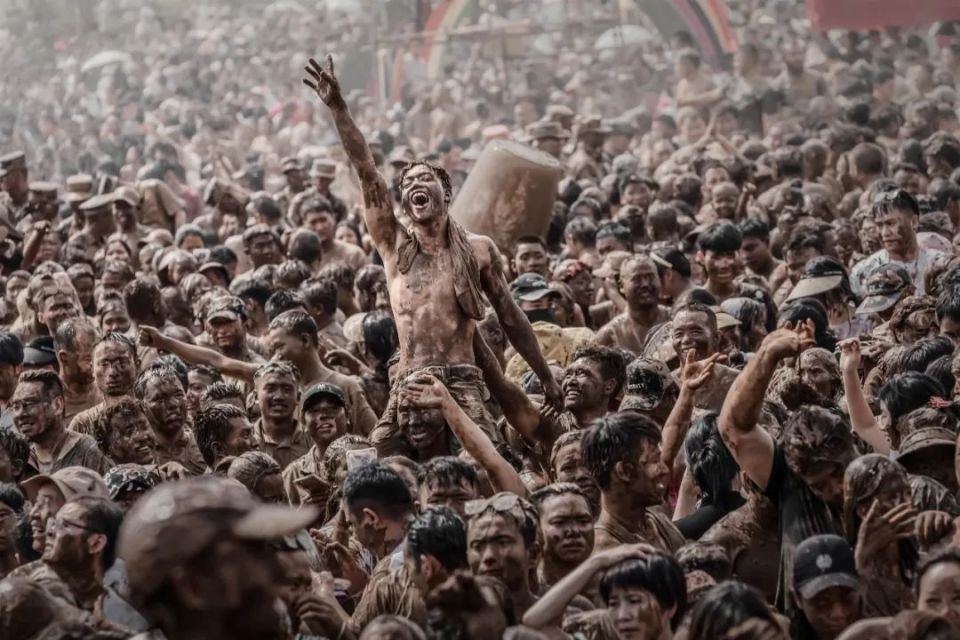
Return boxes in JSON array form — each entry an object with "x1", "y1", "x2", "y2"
[{"x1": 5, "y1": 1, "x2": 960, "y2": 639}]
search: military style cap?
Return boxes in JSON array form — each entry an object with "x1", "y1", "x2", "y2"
[
  {"x1": 28, "y1": 182, "x2": 57, "y2": 195},
  {"x1": 104, "y1": 464, "x2": 159, "y2": 500},
  {"x1": 206, "y1": 294, "x2": 246, "y2": 323},
  {"x1": 526, "y1": 121, "x2": 570, "y2": 141},
  {"x1": 64, "y1": 174, "x2": 94, "y2": 203},
  {"x1": 280, "y1": 157, "x2": 304, "y2": 173},
  {"x1": 78, "y1": 192, "x2": 115, "y2": 212},
  {"x1": 118, "y1": 476, "x2": 317, "y2": 601},
  {"x1": 309, "y1": 158, "x2": 337, "y2": 178},
  {"x1": 112, "y1": 185, "x2": 141, "y2": 207},
  {"x1": 578, "y1": 116, "x2": 611, "y2": 136},
  {"x1": 620, "y1": 357, "x2": 678, "y2": 411},
  {"x1": 0, "y1": 151, "x2": 25, "y2": 171},
  {"x1": 855, "y1": 264, "x2": 911, "y2": 316},
  {"x1": 22, "y1": 466, "x2": 109, "y2": 503}
]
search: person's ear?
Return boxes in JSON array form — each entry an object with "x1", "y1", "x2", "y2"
[
  {"x1": 361, "y1": 507, "x2": 380, "y2": 529},
  {"x1": 602, "y1": 378, "x2": 617, "y2": 397},
  {"x1": 696, "y1": 250, "x2": 705, "y2": 265},
  {"x1": 51, "y1": 395, "x2": 64, "y2": 417},
  {"x1": 613, "y1": 460, "x2": 633, "y2": 483},
  {"x1": 420, "y1": 554, "x2": 436, "y2": 581},
  {"x1": 211, "y1": 441, "x2": 225, "y2": 461},
  {"x1": 88, "y1": 532, "x2": 107, "y2": 556},
  {"x1": 527, "y1": 540, "x2": 541, "y2": 566}
]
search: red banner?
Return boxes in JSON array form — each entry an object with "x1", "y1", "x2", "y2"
[{"x1": 807, "y1": 0, "x2": 960, "y2": 31}]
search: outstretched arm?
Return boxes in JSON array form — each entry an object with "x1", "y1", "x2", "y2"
[
  {"x1": 660, "y1": 350, "x2": 723, "y2": 469},
  {"x1": 138, "y1": 326, "x2": 257, "y2": 383},
  {"x1": 523, "y1": 544, "x2": 655, "y2": 630},
  {"x1": 479, "y1": 239, "x2": 563, "y2": 410},
  {"x1": 838, "y1": 338, "x2": 890, "y2": 454},
  {"x1": 303, "y1": 56, "x2": 396, "y2": 250},
  {"x1": 718, "y1": 322, "x2": 814, "y2": 490},
  {"x1": 404, "y1": 374, "x2": 526, "y2": 496}
]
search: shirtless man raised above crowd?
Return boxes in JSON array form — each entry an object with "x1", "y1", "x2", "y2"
[{"x1": 303, "y1": 55, "x2": 561, "y2": 447}]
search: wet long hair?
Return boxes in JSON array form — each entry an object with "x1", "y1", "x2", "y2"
[
  {"x1": 842, "y1": 454, "x2": 919, "y2": 581},
  {"x1": 683, "y1": 415, "x2": 740, "y2": 508},
  {"x1": 686, "y1": 581, "x2": 780, "y2": 640}
]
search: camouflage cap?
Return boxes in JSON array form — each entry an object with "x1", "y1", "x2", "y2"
[
  {"x1": 855, "y1": 264, "x2": 911, "y2": 316},
  {"x1": 104, "y1": 464, "x2": 159, "y2": 500},
  {"x1": 206, "y1": 294, "x2": 246, "y2": 323},
  {"x1": 118, "y1": 476, "x2": 318, "y2": 601},
  {"x1": 620, "y1": 357, "x2": 678, "y2": 411}
]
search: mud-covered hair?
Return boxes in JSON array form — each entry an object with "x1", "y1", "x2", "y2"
[{"x1": 398, "y1": 161, "x2": 453, "y2": 205}]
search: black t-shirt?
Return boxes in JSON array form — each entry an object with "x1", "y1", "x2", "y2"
[
  {"x1": 674, "y1": 492, "x2": 746, "y2": 540},
  {"x1": 764, "y1": 443, "x2": 842, "y2": 619}
]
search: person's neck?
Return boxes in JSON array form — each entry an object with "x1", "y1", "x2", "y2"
[
  {"x1": 102, "y1": 391, "x2": 130, "y2": 404},
  {"x1": 509, "y1": 582, "x2": 538, "y2": 618},
  {"x1": 33, "y1": 423, "x2": 68, "y2": 457},
  {"x1": 261, "y1": 413, "x2": 297, "y2": 441},
  {"x1": 412, "y1": 216, "x2": 450, "y2": 254},
  {"x1": 320, "y1": 237, "x2": 335, "y2": 252},
  {"x1": 706, "y1": 278, "x2": 735, "y2": 299},
  {"x1": 628, "y1": 303, "x2": 660, "y2": 325},
  {"x1": 314, "y1": 313, "x2": 335, "y2": 332},
  {"x1": 889, "y1": 240, "x2": 918, "y2": 263},
  {"x1": 297, "y1": 354, "x2": 327, "y2": 386},
  {"x1": 416, "y1": 431, "x2": 452, "y2": 461},
  {"x1": 751, "y1": 256, "x2": 775, "y2": 277},
  {"x1": 601, "y1": 491, "x2": 646, "y2": 534},
  {"x1": 571, "y1": 401, "x2": 608, "y2": 429},
  {"x1": 51, "y1": 560, "x2": 104, "y2": 609},
  {"x1": 222, "y1": 343, "x2": 245, "y2": 360},
  {"x1": 340, "y1": 297, "x2": 360, "y2": 318},
  {"x1": 0, "y1": 548, "x2": 17, "y2": 578},
  {"x1": 153, "y1": 425, "x2": 185, "y2": 448},
  {"x1": 63, "y1": 377, "x2": 94, "y2": 397},
  {"x1": 540, "y1": 556, "x2": 579, "y2": 588}
]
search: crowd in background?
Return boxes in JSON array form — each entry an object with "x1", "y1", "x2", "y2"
[{"x1": 3, "y1": 1, "x2": 960, "y2": 639}]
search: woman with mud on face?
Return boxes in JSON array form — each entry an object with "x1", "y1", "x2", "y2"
[
  {"x1": 673, "y1": 415, "x2": 745, "y2": 540},
  {"x1": 524, "y1": 546, "x2": 686, "y2": 640},
  {"x1": 841, "y1": 455, "x2": 919, "y2": 618}
]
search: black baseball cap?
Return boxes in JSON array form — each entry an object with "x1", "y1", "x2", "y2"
[
  {"x1": 301, "y1": 383, "x2": 346, "y2": 412},
  {"x1": 510, "y1": 273, "x2": 559, "y2": 303},
  {"x1": 793, "y1": 534, "x2": 860, "y2": 599},
  {"x1": 22, "y1": 337, "x2": 57, "y2": 368}
]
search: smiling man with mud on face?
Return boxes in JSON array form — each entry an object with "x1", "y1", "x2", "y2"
[{"x1": 303, "y1": 55, "x2": 561, "y2": 454}]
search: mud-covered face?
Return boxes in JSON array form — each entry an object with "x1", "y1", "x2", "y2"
[{"x1": 401, "y1": 164, "x2": 447, "y2": 223}]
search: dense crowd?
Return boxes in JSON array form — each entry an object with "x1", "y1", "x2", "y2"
[{"x1": 6, "y1": 1, "x2": 960, "y2": 639}]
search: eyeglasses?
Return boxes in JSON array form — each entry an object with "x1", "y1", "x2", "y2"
[{"x1": 47, "y1": 517, "x2": 100, "y2": 536}]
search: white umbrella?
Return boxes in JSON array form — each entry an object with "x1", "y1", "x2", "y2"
[
  {"x1": 265, "y1": 0, "x2": 308, "y2": 16},
  {"x1": 594, "y1": 24, "x2": 654, "y2": 50},
  {"x1": 81, "y1": 50, "x2": 133, "y2": 73}
]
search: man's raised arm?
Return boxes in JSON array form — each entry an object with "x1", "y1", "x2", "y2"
[
  {"x1": 303, "y1": 55, "x2": 396, "y2": 249},
  {"x1": 718, "y1": 321, "x2": 814, "y2": 490}
]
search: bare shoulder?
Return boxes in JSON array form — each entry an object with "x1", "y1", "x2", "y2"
[{"x1": 467, "y1": 232, "x2": 500, "y2": 270}]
